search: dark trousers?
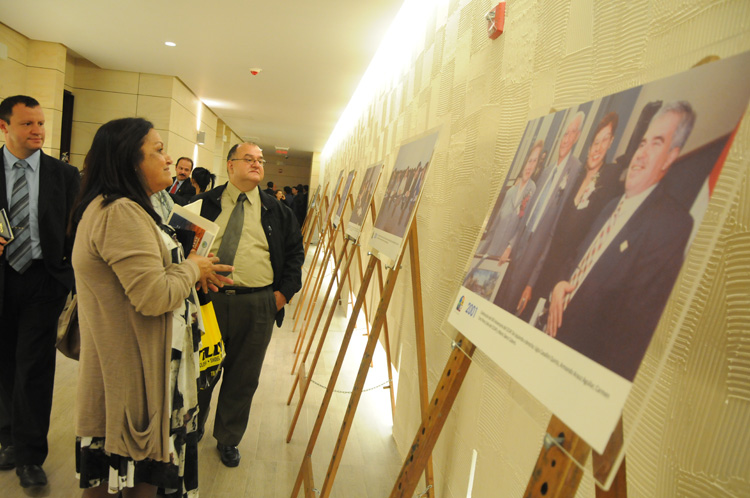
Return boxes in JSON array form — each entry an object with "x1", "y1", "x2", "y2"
[
  {"x1": 197, "y1": 287, "x2": 276, "y2": 446},
  {"x1": 0, "y1": 260, "x2": 68, "y2": 465}
]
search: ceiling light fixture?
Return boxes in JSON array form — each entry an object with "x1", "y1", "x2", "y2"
[
  {"x1": 165, "y1": 41, "x2": 176, "y2": 47},
  {"x1": 250, "y1": 67, "x2": 262, "y2": 76}
]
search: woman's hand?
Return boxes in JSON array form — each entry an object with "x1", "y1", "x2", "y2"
[
  {"x1": 187, "y1": 251, "x2": 234, "y2": 293},
  {"x1": 0, "y1": 236, "x2": 6, "y2": 257}
]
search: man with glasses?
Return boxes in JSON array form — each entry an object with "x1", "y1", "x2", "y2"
[{"x1": 193, "y1": 142, "x2": 304, "y2": 467}]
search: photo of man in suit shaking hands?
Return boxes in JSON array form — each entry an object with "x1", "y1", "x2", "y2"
[{"x1": 0, "y1": 95, "x2": 80, "y2": 489}]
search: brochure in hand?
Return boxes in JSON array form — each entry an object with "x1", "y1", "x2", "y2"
[{"x1": 167, "y1": 203, "x2": 218, "y2": 257}]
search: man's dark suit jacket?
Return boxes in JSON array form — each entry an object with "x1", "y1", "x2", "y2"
[
  {"x1": 0, "y1": 147, "x2": 80, "y2": 310},
  {"x1": 555, "y1": 186, "x2": 692, "y2": 381},
  {"x1": 166, "y1": 177, "x2": 196, "y2": 206},
  {"x1": 193, "y1": 183, "x2": 304, "y2": 326}
]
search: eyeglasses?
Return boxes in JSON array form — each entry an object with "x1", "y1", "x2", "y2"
[{"x1": 230, "y1": 157, "x2": 266, "y2": 166}]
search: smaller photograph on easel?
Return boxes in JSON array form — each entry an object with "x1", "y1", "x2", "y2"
[
  {"x1": 332, "y1": 171, "x2": 356, "y2": 228},
  {"x1": 370, "y1": 131, "x2": 439, "y2": 264},
  {"x1": 323, "y1": 171, "x2": 344, "y2": 225},
  {"x1": 346, "y1": 163, "x2": 383, "y2": 242},
  {"x1": 309, "y1": 185, "x2": 321, "y2": 211}
]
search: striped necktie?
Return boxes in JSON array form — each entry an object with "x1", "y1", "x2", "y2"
[
  {"x1": 215, "y1": 192, "x2": 247, "y2": 275},
  {"x1": 563, "y1": 199, "x2": 624, "y2": 309},
  {"x1": 6, "y1": 160, "x2": 32, "y2": 273}
]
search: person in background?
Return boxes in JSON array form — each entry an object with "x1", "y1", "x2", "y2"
[
  {"x1": 190, "y1": 166, "x2": 216, "y2": 196},
  {"x1": 0, "y1": 95, "x2": 80, "y2": 489},
  {"x1": 70, "y1": 117, "x2": 232, "y2": 497},
  {"x1": 275, "y1": 189, "x2": 286, "y2": 202},
  {"x1": 263, "y1": 181, "x2": 275, "y2": 197},
  {"x1": 165, "y1": 157, "x2": 196, "y2": 206},
  {"x1": 283, "y1": 185, "x2": 294, "y2": 207}
]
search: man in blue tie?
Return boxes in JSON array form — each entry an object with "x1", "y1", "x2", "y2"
[{"x1": 0, "y1": 95, "x2": 80, "y2": 489}]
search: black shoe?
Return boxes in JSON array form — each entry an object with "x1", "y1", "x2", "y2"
[
  {"x1": 217, "y1": 443, "x2": 240, "y2": 467},
  {"x1": 16, "y1": 464, "x2": 47, "y2": 488},
  {"x1": 0, "y1": 446, "x2": 15, "y2": 470}
]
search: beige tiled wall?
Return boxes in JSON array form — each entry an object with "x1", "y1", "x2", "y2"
[
  {"x1": 0, "y1": 24, "x2": 66, "y2": 160},
  {"x1": 319, "y1": 1, "x2": 750, "y2": 497}
]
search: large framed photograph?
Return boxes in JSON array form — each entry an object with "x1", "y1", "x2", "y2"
[
  {"x1": 448, "y1": 52, "x2": 750, "y2": 452},
  {"x1": 332, "y1": 171, "x2": 356, "y2": 228},
  {"x1": 369, "y1": 131, "x2": 439, "y2": 265},
  {"x1": 346, "y1": 163, "x2": 383, "y2": 242}
]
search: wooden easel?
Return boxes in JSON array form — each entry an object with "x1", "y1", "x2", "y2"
[
  {"x1": 290, "y1": 190, "x2": 373, "y2": 372},
  {"x1": 388, "y1": 333, "x2": 628, "y2": 497},
  {"x1": 292, "y1": 194, "x2": 353, "y2": 345},
  {"x1": 292, "y1": 187, "x2": 343, "y2": 334},
  {"x1": 300, "y1": 181, "x2": 329, "y2": 257},
  {"x1": 291, "y1": 221, "x2": 434, "y2": 498},
  {"x1": 286, "y1": 197, "x2": 394, "y2": 441},
  {"x1": 294, "y1": 192, "x2": 329, "y2": 323}
]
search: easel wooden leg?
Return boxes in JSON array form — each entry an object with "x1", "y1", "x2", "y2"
[
  {"x1": 376, "y1": 261, "x2": 396, "y2": 422},
  {"x1": 389, "y1": 335, "x2": 476, "y2": 498},
  {"x1": 290, "y1": 257, "x2": 378, "y2": 497},
  {"x1": 524, "y1": 417, "x2": 590, "y2": 498},
  {"x1": 318, "y1": 248, "x2": 407, "y2": 497},
  {"x1": 291, "y1": 238, "x2": 351, "y2": 374},
  {"x1": 302, "y1": 454, "x2": 316, "y2": 498},
  {"x1": 294, "y1": 228, "x2": 324, "y2": 324}
]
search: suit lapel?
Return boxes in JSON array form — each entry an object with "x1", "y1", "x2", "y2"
[
  {"x1": 37, "y1": 152, "x2": 53, "y2": 222},
  {"x1": 0, "y1": 147, "x2": 7, "y2": 212}
]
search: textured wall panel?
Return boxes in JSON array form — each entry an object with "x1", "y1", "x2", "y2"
[{"x1": 320, "y1": 1, "x2": 750, "y2": 496}]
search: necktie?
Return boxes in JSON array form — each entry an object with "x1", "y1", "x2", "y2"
[
  {"x1": 563, "y1": 199, "x2": 624, "y2": 309},
  {"x1": 6, "y1": 160, "x2": 32, "y2": 273},
  {"x1": 527, "y1": 166, "x2": 558, "y2": 231},
  {"x1": 215, "y1": 192, "x2": 247, "y2": 275},
  {"x1": 169, "y1": 180, "x2": 180, "y2": 194}
]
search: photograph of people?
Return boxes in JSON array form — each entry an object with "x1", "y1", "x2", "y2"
[
  {"x1": 529, "y1": 112, "x2": 624, "y2": 319},
  {"x1": 493, "y1": 111, "x2": 586, "y2": 316},
  {"x1": 70, "y1": 117, "x2": 232, "y2": 497},
  {"x1": 349, "y1": 165, "x2": 377, "y2": 228},
  {"x1": 545, "y1": 102, "x2": 696, "y2": 381}
]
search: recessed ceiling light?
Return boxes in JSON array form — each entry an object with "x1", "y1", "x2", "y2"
[{"x1": 165, "y1": 41, "x2": 176, "y2": 47}]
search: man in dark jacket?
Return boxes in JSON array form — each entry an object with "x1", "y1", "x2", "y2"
[
  {"x1": 194, "y1": 142, "x2": 303, "y2": 468},
  {"x1": 0, "y1": 95, "x2": 80, "y2": 489}
]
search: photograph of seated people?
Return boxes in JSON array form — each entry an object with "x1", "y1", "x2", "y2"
[
  {"x1": 69, "y1": 117, "x2": 232, "y2": 497},
  {"x1": 0, "y1": 95, "x2": 80, "y2": 490},
  {"x1": 165, "y1": 156, "x2": 196, "y2": 206}
]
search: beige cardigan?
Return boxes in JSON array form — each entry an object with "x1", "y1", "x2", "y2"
[{"x1": 73, "y1": 196, "x2": 200, "y2": 462}]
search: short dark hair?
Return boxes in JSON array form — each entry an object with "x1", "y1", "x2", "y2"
[
  {"x1": 284, "y1": 186, "x2": 292, "y2": 194},
  {"x1": 267, "y1": 181, "x2": 274, "y2": 188},
  {"x1": 0, "y1": 95, "x2": 41, "y2": 123},
  {"x1": 226, "y1": 141, "x2": 261, "y2": 162},
  {"x1": 69, "y1": 117, "x2": 160, "y2": 236},
  {"x1": 176, "y1": 156, "x2": 194, "y2": 169},
  {"x1": 191, "y1": 166, "x2": 216, "y2": 192}
]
